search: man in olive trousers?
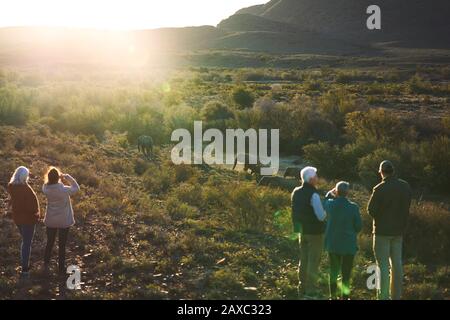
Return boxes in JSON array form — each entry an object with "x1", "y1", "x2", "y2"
[
  {"x1": 368, "y1": 160, "x2": 412, "y2": 300},
  {"x1": 291, "y1": 166, "x2": 327, "y2": 299}
]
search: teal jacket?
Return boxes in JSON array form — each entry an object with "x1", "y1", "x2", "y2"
[{"x1": 324, "y1": 197, "x2": 362, "y2": 255}]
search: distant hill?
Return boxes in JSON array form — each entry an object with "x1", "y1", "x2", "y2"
[
  {"x1": 0, "y1": 0, "x2": 449, "y2": 67},
  {"x1": 227, "y1": 0, "x2": 450, "y2": 48},
  {"x1": 218, "y1": 14, "x2": 297, "y2": 33},
  {"x1": 215, "y1": 14, "x2": 366, "y2": 54}
]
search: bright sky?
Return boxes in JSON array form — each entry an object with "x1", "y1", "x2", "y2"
[{"x1": 0, "y1": 0, "x2": 267, "y2": 30}]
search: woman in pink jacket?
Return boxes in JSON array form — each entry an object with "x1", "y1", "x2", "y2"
[{"x1": 42, "y1": 167, "x2": 80, "y2": 274}]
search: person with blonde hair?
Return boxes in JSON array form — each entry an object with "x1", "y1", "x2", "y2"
[
  {"x1": 42, "y1": 167, "x2": 80, "y2": 274},
  {"x1": 6, "y1": 166, "x2": 41, "y2": 278}
]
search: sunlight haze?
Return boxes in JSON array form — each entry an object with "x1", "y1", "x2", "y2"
[{"x1": 0, "y1": 0, "x2": 266, "y2": 30}]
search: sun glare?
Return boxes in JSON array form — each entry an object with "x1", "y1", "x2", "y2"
[{"x1": 0, "y1": 0, "x2": 266, "y2": 30}]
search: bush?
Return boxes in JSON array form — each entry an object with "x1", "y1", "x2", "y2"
[
  {"x1": 0, "y1": 86, "x2": 29, "y2": 125},
  {"x1": 173, "y1": 164, "x2": 199, "y2": 183},
  {"x1": 345, "y1": 109, "x2": 416, "y2": 145},
  {"x1": 231, "y1": 87, "x2": 255, "y2": 109},
  {"x1": 201, "y1": 101, "x2": 234, "y2": 121},
  {"x1": 357, "y1": 148, "x2": 401, "y2": 190},
  {"x1": 166, "y1": 196, "x2": 199, "y2": 220},
  {"x1": 405, "y1": 202, "x2": 450, "y2": 265},
  {"x1": 303, "y1": 142, "x2": 346, "y2": 179},
  {"x1": 319, "y1": 89, "x2": 362, "y2": 129},
  {"x1": 134, "y1": 158, "x2": 151, "y2": 175},
  {"x1": 108, "y1": 159, "x2": 133, "y2": 175},
  {"x1": 70, "y1": 165, "x2": 100, "y2": 188},
  {"x1": 170, "y1": 183, "x2": 203, "y2": 207},
  {"x1": 408, "y1": 75, "x2": 433, "y2": 94},
  {"x1": 227, "y1": 183, "x2": 270, "y2": 232},
  {"x1": 143, "y1": 166, "x2": 175, "y2": 195},
  {"x1": 419, "y1": 136, "x2": 450, "y2": 192}
]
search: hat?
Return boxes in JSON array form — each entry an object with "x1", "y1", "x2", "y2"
[{"x1": 379, "y1": 160, "x2": 394, "y2": 174}]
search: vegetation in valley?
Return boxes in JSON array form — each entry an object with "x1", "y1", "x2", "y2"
[{"x1": 0, "y1": 62, "x2": 449, "y2": 299}]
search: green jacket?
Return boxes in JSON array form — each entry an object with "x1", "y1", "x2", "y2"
[
  {"x1": 367, "y1": 176, "x2": 412, "y2": 236},
  {"x1": 324, "y1": 197, "x2": 362, "y2": 255}
]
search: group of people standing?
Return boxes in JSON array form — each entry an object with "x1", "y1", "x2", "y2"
[
  {"x1": 6, "y1": 166, "x2": 79, "y2": 279},
  {"x1": 292, "y1": 160, "x2": 412, "y2": 300},
  {"x1": 5, "y1": 160, "x2": 411, "y2": 300}
]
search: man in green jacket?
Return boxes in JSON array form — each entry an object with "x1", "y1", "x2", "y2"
[{"x1": 368, "y1": 160, "x2": 412, "y2": 300}]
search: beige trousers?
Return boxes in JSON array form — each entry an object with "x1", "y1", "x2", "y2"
[
  {"x1": 298, "y1": 234, "x2": 324, "y2": 295},
  {"x1": 373, "y1": 235, "x2": 403, "y2": 300}
]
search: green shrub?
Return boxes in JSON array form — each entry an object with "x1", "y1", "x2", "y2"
[
  {"x1": 419, "y1": 136, "x2": 450, "y2": 192},
  {"x1": 345, "y1": 109, "x2": 416, "y2": 145},
  {"x1": 201, "y1": 101, "x2": 234, "y2": 121},
  {"x1": 0, "y1": 86, "x2": 29, "y2": 125},
  {"x1": 304, "y1": 80, "x2": 323, "y2": 92},
  {"x1": 227, "y1": 183, "x2": 270, "y2": 232},
  {"x1": 166, "y1": 196, "x2": 199, "y2": 220},
  {"x1": 408, "y1": 75, "x2": 433, "y2": 94},
  {"x1": 231, "y1": 87, "x2": 255, "y2": 109},
  {"x1": 143, "y1": 165, "x2": 174, "y2": 195},
  {"x1": 173, "y1": 164, "x2": 199, "y2": 183},
  {"x1": 70, "y1": 165, "x2": 100, "y2": 187},
  {"x1": 108, "y1": 159, "x2": 133, "y2": 174},
  {"x1": 134, "y1": 158, "x2": 151, "y2": 175},
  {"x1": 357, "y1": 148, "x2": 401, "y2": 190},
  {"x1": 303, "y1": 142, "x2": 345, "y2": 179},
  {"x1": 405, "y1": 201, "x2": 450, "y2": 264},
  {"x1": 171, "y1": 183, "x2": 203, "y2": 207}
]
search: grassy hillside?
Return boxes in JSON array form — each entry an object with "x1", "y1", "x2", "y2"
[
  {"x1": 0, "y1": 63, "x2": 449, "y2": 299},
  {"x1": 0, "y1": 125, "x2": 448, "y2": 299}
]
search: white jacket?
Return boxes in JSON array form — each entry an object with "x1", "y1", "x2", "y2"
[{"x1": 42, "y1": 175, "x2": 80, "y2": 228}]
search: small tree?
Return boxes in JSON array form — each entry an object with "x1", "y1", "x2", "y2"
[
  {"x1": 231, "y1": 87, "x2": 255, "y2": 109},
  {"x1": 357, "y1": 148, "x2": 401, "y2": 190},
  {"x1": 201, "y1": 101, "x2": 234, "y2": 121}
]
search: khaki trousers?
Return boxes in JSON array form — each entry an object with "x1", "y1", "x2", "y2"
[
  {"x1": 298, "y1": 234, "x2": 324, "y2": 295},
  {"x1": 373, "y1": 235, "x2": 403, "y2": 300}
]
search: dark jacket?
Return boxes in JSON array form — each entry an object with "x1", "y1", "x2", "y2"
[
  {"x1": 291, "y1": 183, "x2": 325, "y2": 235},
  {"x1": 367, "y1": 176, "x2": 412, "y2": 236},
  {"x1": 7, "y1": 183, "x2": 40, "y2": 225},
  {"x1": 324, "y1": 197, "x2": 362, "y2": 255}
]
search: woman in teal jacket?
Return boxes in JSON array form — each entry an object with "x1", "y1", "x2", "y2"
[{"x1": 324, "y1": 181, "x2": 362, "y2": 299}]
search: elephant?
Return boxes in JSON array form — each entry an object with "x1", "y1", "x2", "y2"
[
  {"x1": 258, "y1": 176, "x2": 299, "y2": 192},
  {"x1": 137, "y1": 135, "x2": 154, "y2": 158},
  {"x1": 283, "y1": 167, "x2": 301, "y2": 179},
  {"x1": 232, "y1": 153, "x2": 261, "y2": 176}
]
